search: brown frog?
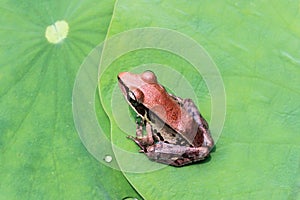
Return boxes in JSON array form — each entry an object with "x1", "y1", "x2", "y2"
[{"x1": 118, "y1": 70, "x2": 214, "y2": 166}]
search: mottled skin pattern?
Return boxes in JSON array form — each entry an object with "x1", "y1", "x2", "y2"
[{"x1": 118, "y1": 71, "x2": 214, "y2": 166}]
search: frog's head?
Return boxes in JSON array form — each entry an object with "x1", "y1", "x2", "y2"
[
  {"x1": 118, "y1": 70, "x2": 186, "y2": 134},
  {"x1": 118, "y1": 70, "x2": 158, "y2": 117}
]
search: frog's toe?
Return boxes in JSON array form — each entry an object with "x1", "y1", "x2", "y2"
[{"x1": 127, "y1": 135, "x2": 148, "y2": 152}]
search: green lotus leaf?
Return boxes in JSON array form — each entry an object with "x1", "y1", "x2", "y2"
[
  {"x1": 2, "y1": 0, "x2": 300, "y2": 199},
  {"x1": 0, "y1": 1, "x2": 140, "y2": 199},
  {"x1": 99, "y1": 0, "x2": 300, "y2": 199}
]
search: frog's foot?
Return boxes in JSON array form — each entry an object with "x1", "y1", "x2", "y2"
[
  {"x1": 127, "y1": 135, "x2": 146, "y2": 152},
  {"x1": 127, "y1": 135, "x2": 152, "y2": 153}
]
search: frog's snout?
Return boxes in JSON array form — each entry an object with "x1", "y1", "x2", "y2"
[{"x1": 118, "y1": 71, "x2": 128, "y2": 79}]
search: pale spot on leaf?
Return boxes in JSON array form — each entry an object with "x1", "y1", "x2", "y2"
[{"x1": 45, "y1": 20, "x2": 69, "y2": 44}]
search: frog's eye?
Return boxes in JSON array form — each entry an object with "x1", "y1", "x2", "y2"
[
  {"x1": 141, "y1": 70, "x2": 157, "y2": 83},
  {"x1": 128, "y1": 89, "x2": 144, "y2": 104},
  {"x1": 133, "y1": 88, "x2": 144, "y2": 102},
  {"x1": 128, "y1": 91, "x2": 136, "y2": 101}
]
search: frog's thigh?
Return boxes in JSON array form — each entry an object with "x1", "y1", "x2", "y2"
[
  {"x1": 182, "y1": 99, "x2": 214, "y2": 148},
  {"x1": 145, "y1": 142, "x2": 209, "y2": 166}
]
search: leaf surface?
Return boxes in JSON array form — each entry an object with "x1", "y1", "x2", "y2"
[
  {"x1": 0, "y1": 1, "x2": 140, "y2": 199},
  {"x1": 99, "y1": 0, "x2": 300, "y2": 199}
]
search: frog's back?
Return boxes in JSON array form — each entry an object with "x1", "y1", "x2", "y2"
[{"x1": 141, "y1": 83, "x2": 204, "y2": 147}]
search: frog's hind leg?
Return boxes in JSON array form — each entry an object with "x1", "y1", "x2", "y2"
[
  {"x1": 145, "y1": 142, "x2": 210, "y2": 166},
  {"x1": 182, "y1": 98, "x2": 214, "y2": 149}
]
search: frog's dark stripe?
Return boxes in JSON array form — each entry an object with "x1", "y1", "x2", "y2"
[{"x1": 156, "y1": 132, "x2": 164, "y2": 141}]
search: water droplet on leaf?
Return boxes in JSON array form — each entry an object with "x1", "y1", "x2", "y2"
[
  {"x1": 122, "y1": 197, "x2": 138, "y2": 200},
  {"x1": 104, "y1": 155, "x2": 113, "y2": 163}
]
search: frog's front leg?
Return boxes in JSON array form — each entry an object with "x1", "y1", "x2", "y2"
[
  {"x1": 145, "y1": 142, "x2": 210, "y2": 166},
  {"x1": 127, "y1": 118, "x2": 154, "y2": 152}
]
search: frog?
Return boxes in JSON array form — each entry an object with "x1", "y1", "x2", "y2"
[{"x1": 118, "y1": 70, "x2": 214, "y2": 166}]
